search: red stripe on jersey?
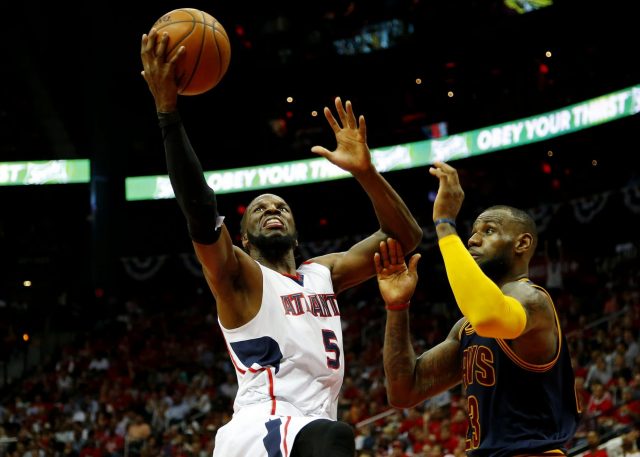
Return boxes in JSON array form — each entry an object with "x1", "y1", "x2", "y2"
[
  {"x1": 224, "y1": 339, "x2": 246, "y2": 374},
  {"x1": 283, "y1": 416, "x2": 292, "y2": 457},
  {"x1": 280, "y1": 271, "x2": 303, "y2": 281},
  {"x1": 267, "y1": 367, "x2": 276, "y2": 414}
]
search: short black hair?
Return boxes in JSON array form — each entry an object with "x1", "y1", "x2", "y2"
[{"x1": 484, "y1": 205, "x2": 538, "y2": 250}]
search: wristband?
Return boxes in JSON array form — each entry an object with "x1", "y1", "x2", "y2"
[
  {"x1": 434, "y1": 218, "x2": 456, "y2": 229},
  {"x1": 157, "y1": 111, "x2": 181, "y2": 128},
  {"x1": 386, "y1": 302, "x2": 410, "y2": 311}
]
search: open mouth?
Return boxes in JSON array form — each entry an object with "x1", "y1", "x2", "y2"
[{"x1": 263, "y1": 218, "x2": 284, "y2": 229}]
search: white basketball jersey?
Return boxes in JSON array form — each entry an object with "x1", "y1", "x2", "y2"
[{"x1": 220, "y1": 261, "x2": 344, "y2": 420}]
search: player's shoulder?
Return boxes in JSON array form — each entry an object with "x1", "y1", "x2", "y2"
[
  {"x1": 452, "y1": 317, "x2": 469, "y2": 342},
  {"x1": 298, "y1": 259, "x2": 332, "y2": 275},
  {"x1": 505, "y1": 279, "x2": 556, "y2": 324},
  {"x1": 302, "y1": 252, "x2": 342, "y2": 272},
  {"x1": 504, "y1": 278, "x2": 552, "y2": 303}
]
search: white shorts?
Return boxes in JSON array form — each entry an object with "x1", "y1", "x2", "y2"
[{"x1": 213, "y1": 403, "x2": 330, "y2": 457}]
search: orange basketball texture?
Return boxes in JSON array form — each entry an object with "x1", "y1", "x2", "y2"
[{"x1": 151, "y1": 8, "x2": 231, "y2": 95}]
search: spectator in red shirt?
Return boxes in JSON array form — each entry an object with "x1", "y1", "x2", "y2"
[
  {"x1": 398, "y1": 408, "x2": 423, "y2": 434},
  {"x1": 449, "y1": 409, "x2": 468, "y2": 437},
  {"x1": 438, "y1": 424, "x2": 460, "y2": 454},
  {"x1": 614, "y1": 387, "x2": 640, "y2": 426},
  {"x1": 79, "y1": 434, "x2": 101, "y2": 457},
  {"x1": 587, "y1": 382, "x2": 614, "y2": 418}
]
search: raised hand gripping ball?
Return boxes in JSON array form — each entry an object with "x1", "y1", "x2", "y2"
[{"x1": 151, "y1": 8, "x2": 231, "y2": 95}]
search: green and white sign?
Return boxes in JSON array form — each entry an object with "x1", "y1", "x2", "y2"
[
  {"x1": 0, "y1": 159, "x2": 90, "y2": 186},
  {"x1": 126, "y1": 84, "x2": 640, "y2": 200},
  {"x1": 125, "y1": 144, "x2": 419, "y2": 201}
]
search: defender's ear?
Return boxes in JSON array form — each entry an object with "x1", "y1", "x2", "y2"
[{"x1": 515, "y1": 233, "x2": 533, "y2": 255}]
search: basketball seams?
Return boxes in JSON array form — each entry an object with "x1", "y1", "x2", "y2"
[
  {"x1": 179, "y1": 10, "x2": 208, "y2": 94},
  {"x1": 211, "y1": 23, "x2": 224, "y2": 85},
  {"x1": 214, "y1": 18, "x2": 231, "y2": 85}
]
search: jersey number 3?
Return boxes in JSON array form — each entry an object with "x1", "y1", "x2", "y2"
[
  {"x1": 322, "y1": 329, "x2": 340, "y2": 369},
  {"x1": 465, "y1": 395, "x2": 481, "y2": 451}
]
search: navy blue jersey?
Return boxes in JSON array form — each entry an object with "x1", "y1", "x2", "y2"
[{"x1": 458, "y1": 280, "x2": 580, "y2": 457}]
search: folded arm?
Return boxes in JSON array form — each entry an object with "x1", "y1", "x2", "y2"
[{"x1": 438, "y1": 234, "x2": 527, "y2": 339}]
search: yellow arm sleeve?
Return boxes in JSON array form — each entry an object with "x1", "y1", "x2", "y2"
[{"x1": 439, "y1": 234, "x2": 527, "y2": 339}]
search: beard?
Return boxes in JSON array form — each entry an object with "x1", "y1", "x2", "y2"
[
  {"x1": 247, "y1": 231, "x2": 298, "y2": 263},
  {"x1": 477, "y1": 251, "x2": 511, "y2": 282}
]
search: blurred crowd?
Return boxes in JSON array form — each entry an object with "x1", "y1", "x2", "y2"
[
  {"x1": 2, "y1": 184, "x2": 640, "y2": 457},
  {"x1": 1, "y1": 230, "x2": 639, "y2": 457}
]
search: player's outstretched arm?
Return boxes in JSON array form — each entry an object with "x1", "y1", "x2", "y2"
[
  {"x1": 310, "y1": 97, "x2": 422, "y2": 293},
  {"x1": 375, "y1": 238, "x2": 462, "y2": 407},
  {"x1": 141, "y1": 29, "x2": 261, "y2": 329}
]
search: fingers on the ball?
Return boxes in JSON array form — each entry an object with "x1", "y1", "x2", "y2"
[
  {"x1": 156, "y1": 32, "x2": 169, "y2": 56},
  {"x1": 142, "y1": 34, "x2": 154, "y2": 54},
  {"x1": 147, "y1": 29, "x2": 158, "y2": 50},
  {"x1": 168, "y1": 46, "x2": 185, "y2": 64}
]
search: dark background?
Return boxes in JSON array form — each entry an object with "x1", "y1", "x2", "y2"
[{"x1": 1, "y1": 0, "x2": 639, "y2": 304}]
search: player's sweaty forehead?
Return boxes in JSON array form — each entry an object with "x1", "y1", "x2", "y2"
[
  {"x1": 248, "y1": 194, "x2": 290, "y2": 211},
  {"x1": 472, "y1": 209, "x2": 510, "y2": 230}
]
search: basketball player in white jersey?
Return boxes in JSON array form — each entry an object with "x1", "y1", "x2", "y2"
[{"x1": 141, "y1": 28, "x2": 423, "y2": 457}]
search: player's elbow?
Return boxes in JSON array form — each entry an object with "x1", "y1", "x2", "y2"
[
  {"x1": 386, "y1": 385, "x2": 419, "y2": 409},
  {"x1": 406, "y1": 224, "x2": 424, "y2": 252},
  {"x1": 466, "y1": 295, "x2": 527, "y2": 339},
  {"x1": 387, "y1": 393, "x2": 411, "y2": 409},
  {"x1": 471, "y1": 315, "x2": 524, "y2": 339},
  {"x1": 471, "y1": 318, "x2": 501, "y2": 338}
]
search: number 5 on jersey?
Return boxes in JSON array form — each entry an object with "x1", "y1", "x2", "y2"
[{"x1": 322, "y1": 329, "x2": 341, "y2": 369}]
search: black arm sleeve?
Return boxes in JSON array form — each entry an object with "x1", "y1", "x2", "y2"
[{"x1": 158, "y1": 111, "x2": 222, "y2": 244}]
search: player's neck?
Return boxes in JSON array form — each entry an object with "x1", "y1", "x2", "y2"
[
  {"x1": 494, "y1": 268, "x2": 529, "y2": 287},
  {"x1": 255, "y1": 251, "x2": 297, "y2": 275}
]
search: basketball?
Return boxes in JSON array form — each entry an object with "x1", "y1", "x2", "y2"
[{"x1": 151, "y1": 8, "x2": 231, "y2": 96}]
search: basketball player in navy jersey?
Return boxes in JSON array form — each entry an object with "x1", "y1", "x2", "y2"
[
  {"x1": 375, "y1": 161, "x2": 580, "y2": 457},
  {"x1": 140, "y1": 29, "x2": 422, "y2": 457}
]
